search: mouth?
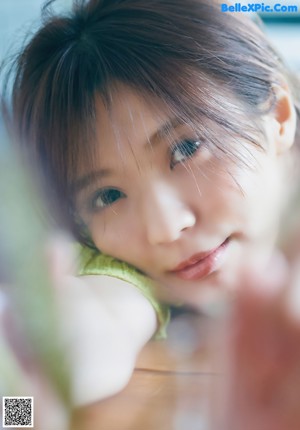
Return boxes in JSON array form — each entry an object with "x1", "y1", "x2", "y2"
[{"x1": 170, "y1": 238, "x2": 230, "y2": 281}]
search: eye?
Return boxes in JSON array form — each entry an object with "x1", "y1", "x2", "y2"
[
  {"x1": 170, "y1": 139, "x2": 201, "y2": 169},
  {"x1": 90, "y1": 188, "x2": 126, "y2": 211}
]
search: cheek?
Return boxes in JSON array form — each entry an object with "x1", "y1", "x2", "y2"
[
  {"x1": 237, "y1": 159, "x2": 281, "y2": 210},
  {"x1": 89, "y1": 213, "x2": 141, "y2": 257},
  {"x1": 193, "y1": 155, "x2": 279, "y2": 230},
  {"x1": 190, "y1": 159, "x2": 243, "y2": 215},
  {"x1": 224, "y1": 158, "x2": 282, "y2": 236}
]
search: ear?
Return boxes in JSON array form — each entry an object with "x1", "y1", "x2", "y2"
[{"x1": 266, "y1": 83, "x2": 297, "y2": 155}]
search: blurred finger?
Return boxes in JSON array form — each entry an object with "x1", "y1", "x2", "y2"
[
  {"x1": 45, "y1": 232, "x2": 77, "y2": 286},
  {"x1": 284, "y1": 259, "x2": 300, "y2": 322}
]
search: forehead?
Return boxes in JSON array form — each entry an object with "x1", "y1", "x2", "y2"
[
  {"x1": 72, "y1": 84, "x2": 181, "y2": 183},
  {"x1": 94, "y1": 84, "x2": 171, "y2": 147},
  {"x1": 77, "y1": 82, "x2": 264, "y2": 181}
]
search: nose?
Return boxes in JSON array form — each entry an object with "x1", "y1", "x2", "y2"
[{"x1": 141, "y1": 183, "x2": 196, "y2": 246}]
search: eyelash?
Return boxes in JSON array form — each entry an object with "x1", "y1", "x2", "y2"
[
  {"x1": 170, "y1": 138, "x2": 202, "y2": 169},
  {"x1": 88, "y1": 138, "x2": 202, "y2": 211},
  {"x1": 89, "y1": 188, "x2": 126, "y2": 211}
]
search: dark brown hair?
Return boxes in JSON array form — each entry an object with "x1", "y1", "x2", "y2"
[{"x1": 2, "y1": 0, "x2": 300, "y2": 242}]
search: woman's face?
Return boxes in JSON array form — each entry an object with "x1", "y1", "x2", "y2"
[{"x1": 74, "y1": 85, "x2": 287, "y2": 306}]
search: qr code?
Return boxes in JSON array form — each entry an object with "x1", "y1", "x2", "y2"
[{"x1": 2, "y1": 397, "x2": 34, "y2": 428}]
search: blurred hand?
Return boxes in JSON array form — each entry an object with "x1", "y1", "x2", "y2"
[
  {"x1": 0, "y1": 284, "x2": 69, "y2": 430},
  {"x1": 212, "y1": 252, "x2": 300, "y2": 430}
]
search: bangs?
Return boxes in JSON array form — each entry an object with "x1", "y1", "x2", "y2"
[{"x1": 67, "y1": 68, "x2": 268, "y2": 191}]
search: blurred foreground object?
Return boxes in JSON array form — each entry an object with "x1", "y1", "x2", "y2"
[{"x1": 0, "y1": 129, "x2": 70, "y2": 429}]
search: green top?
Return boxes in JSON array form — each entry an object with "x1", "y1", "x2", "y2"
[{"x1": 76, "y1": 245, "x2": 170, "y2": 339}]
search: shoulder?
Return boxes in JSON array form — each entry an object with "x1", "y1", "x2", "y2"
[
  {"x1": 61, "y1": 273, "x2": 156, "y2": 405},
  {"x1": 75, "y1": 243, "x2": 170, "y2": 339},
  {"x1": 82, "y1": 274, "x2": 157, "y2": 341}
]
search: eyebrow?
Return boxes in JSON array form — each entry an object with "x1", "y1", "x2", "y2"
[
  {"x1": 70, "y1": 168, "x2": 114, "y2": 195},
  {"x1": 71, "y1": 117, "x2": 181, "y2": 195},
  {"x1": 145, "y1": 117, "x2": 181, "y2": 148}
]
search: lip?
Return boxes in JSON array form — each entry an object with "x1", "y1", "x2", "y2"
[{"x1": 170, "y1": 238, "x2": 230, "y2": 281}]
